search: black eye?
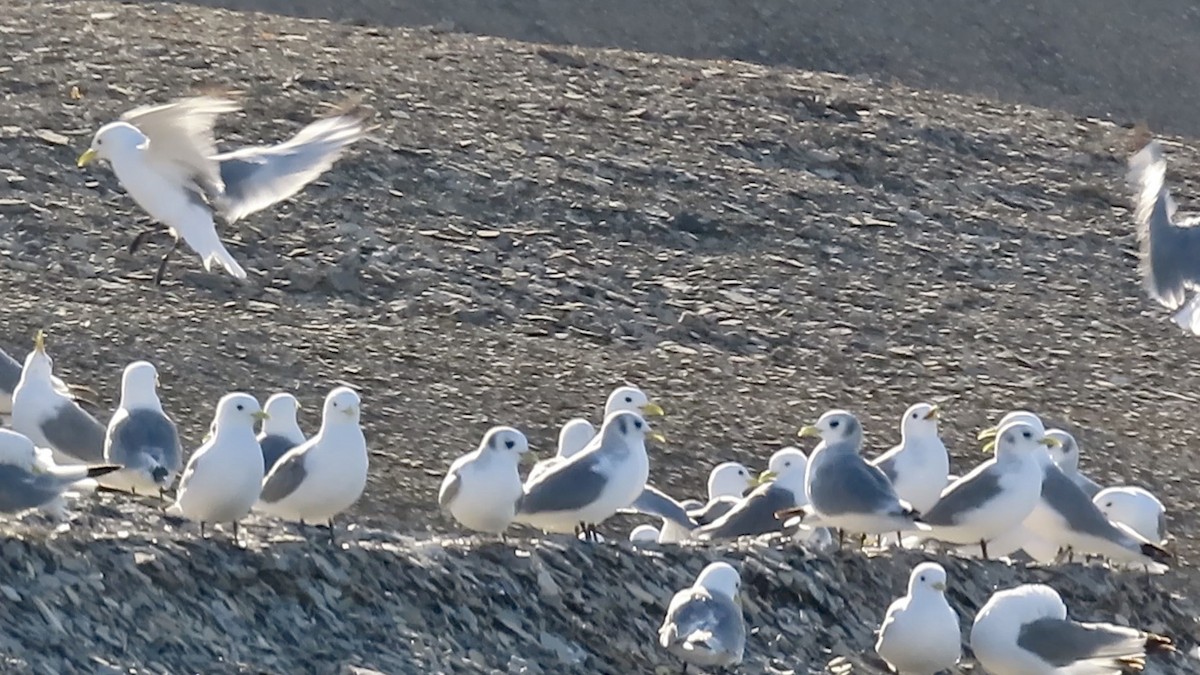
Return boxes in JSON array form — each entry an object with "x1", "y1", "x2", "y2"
[
  {"x1": 912, "y1": 413, "x2": 918, "y2": 419},
  {"x1": 236, "y1": 404, "x2": 244, "y2": 411},
  {"x1": 1105, "y1": 502, "x2": 1112, "y2": 508},
  {"x1": 1022, "y1": 431, "x2": 1031, "y2": 439},
  {"x1": 635, "y1": 420, "x2": 643, "y2": 429},
  {"x1": 920, "y1": 576, "x2": 925, "y2": 582},
  {"x1": 830, "y1": 420, "x2": 840, "y2": 428},
  {"x1": 504, "y1": 439, "x2": 515, "y2": 449},
  {"x1": 625, "y1": 396, "x2": 632, "y2": 403}
]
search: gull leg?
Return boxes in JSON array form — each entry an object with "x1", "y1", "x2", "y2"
[
  {"x1": 233, "y1": 521, "x2": 240, "y2": 547},
  {"x1": 128, "y1": 227, "x2": 162, "y2": 254},
  {"x1": 328, "y1": 518, "x2": 337, "y2": 546},
  {"x1": 154, "y1": 236, "x2": 181, "y2": 285},
  {"x1": 980, "y1": 539, "x2": 989, "y2": 560},
  {"x1": 200, "y1": 521, "x2": 207, "y2": 539},
  {"x1": 837, "y1": 529, "x2": 845, "y2": 549}
]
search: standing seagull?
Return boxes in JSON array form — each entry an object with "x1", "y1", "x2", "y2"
[
  {"x1": 0, "y1": 429, "x2": 121, "y2": 521},
  {"x1": 1043, "y1": 429, "x2": 1103, "y2": 498},
  {"x1": 658, "y1": 562, "x2": 746, "y2": 671},
  {"x1": 77, "y1": 95, "x2": 370, "y2": 284},
  {"x1": 971, "y1": 584, "x2": 1173, "y2": 674},
  {"x1": 871, "y1": 403, "x2": 949, "y2": 514},
  {"x1": 167, "y1": 393, "x2": 266, "y2": 544},
  {"x1": 256, "y1": 386, "x2": 368, "y2": 542},
  {"x1": 1126, "y1": 139, "x2": 1200, "y2": 333},
  {"x1": 257, "y1": 393, "x2": 306, "y2": 474},
  {"x1": 1, "y1": 345, "x2": 98, "y2": 425},
  {"x1": 439, "y1": 426, "x2": 529, "y2": 535},
  {"x1": 103, "y1": 361, "x2": 183, "y2": 495},
  {"x1": 11, "y1": 331, "x2": 107, "y2": 465},
  {"x1": 530, "y1": 385, "x2": 664, "y2": 482},
  {"x1": 875, "y1": 562, "x2": 961, "y2": 674},
  {"x1": 516, "y1": 410, "x2": 659, "y2": 540}
]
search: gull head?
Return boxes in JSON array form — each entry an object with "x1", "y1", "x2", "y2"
[
  {"x1": 978, "y1": 409, "x2": 1043, "y2": 442},
  {"x1": 758, "y1": 447, "x2": 809, "y2": 491},
  {"x1": 119, "y1": 360, "x2": 161, "y2": 408},
  {"x1": 0, "y1": 429, "x2": 38, "y2": 470},
  {"x1": 262, "y1": 393, "x2": 302, "y2": 435},
  {"x1": 708, "y1": 461, "x2": 753, "y2": 499},
  {"x1": 798, "y1": 409, "x2": 861, "y2": 446},
  {"x1": 695, "y1": 561, "x2": 741, "y2": 599},
  {"x1": 601, "y1": 410, "x2": 663, "y2": 446},
  {"x1": 908, "y1": 561, "x2": 949, "y2": 595},
  {"x1": 1043, "y1": 429, "x2": 1080, "y2": 473},
  {"x1": 1094, "y1": 487, "x2": 1167, "y2": 543},
  {"x1": 78, "y1": 121, "x2": 147, "y2": 168},
  {"x1": 900, "y1": 402, "x2": 940, "y2": 439},
  {"x1": 555, "y1": 418, "x2": 595, "y2": 459},
  {"x1": 605, "y1": 385, "x2": 664, "y2": 418},
  {"x1": 992, "y1": 421, "x2": 1058, "y2": 462},
  {"x1": 480, "y1": 426, "x2": 529, "y2": 459},
  {"x1": 322, "y1": 386, "x2": 361, "y2": 426},
  {"x1": 213, "y1": 392, "x2": 265, "y2": 432},
  {"x1": 21, "y1": 330, "x2": 55, "y2": 381}
]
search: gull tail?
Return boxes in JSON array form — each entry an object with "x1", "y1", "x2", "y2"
[
  {"x1": 1145, "y1": 633, "x2": 1176, "y2": 654},
  {"x1": 86, "y1": 464, "x2": 123, "y2": 479},
  {"x1": 1141, "y1": 541, "x2": 1172, "y2": 565},
  {"x1": 202, "y1": 247, "x2": 248, "y2": 281},
  {"x1": 682, "y1": 630, "x2": 719, "y2": 654},
  {"x1": 1170, "y1": 295, "x2": 1200, "y2": 335}
]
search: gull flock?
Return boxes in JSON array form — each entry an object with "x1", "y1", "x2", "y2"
[{"x1": 0, "y1": 93, "x2": 1192, "y2": 672}]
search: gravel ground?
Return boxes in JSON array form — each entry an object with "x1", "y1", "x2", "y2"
[{"x1": 1, "y1": 1, "x2": 1199, "y2": 672}]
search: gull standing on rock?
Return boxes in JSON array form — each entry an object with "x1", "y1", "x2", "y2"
[
  {"x1": 516, "y1": 410, "x2": 660, "y2": 540},
  {"x1": 1, "y1": 345, "x2": 98, "y2": 426},
  {"x1": 256, "y1": 386, "x2": 368, "y2": 542},
  {"x1": 77, "y1": 95, "x2": 370, "y2": 284},
  {"x1": 1043, "y1": 429, "x2": 1103, "y2": 498},
  {"x1": 871, "y1": 403, "x2": 949, "y2": 515},
  {"x1": 875, "y1": 562, "x2": 961, "y2": 675},
  {"x1": 11, "y1": 331, "x2": 108, "y2": 465},
  {"x1": 659, "y1": 562, "x2": 746, "y2": 671},
  {"x1": 103, "y1": 361, "x2": 183, "y2": 496},
  {"x1": 694, "y1": 448, "x2": 807, "y2": 541},
  {"x1": 167, "y1": 393, "x2": 266, "y2": 543},
  {"x1": 971, "y1": 584, "x2": 1174, "y2": 675},
  {"x1": 919, "y1": 420, "x2": 1053, "y2": 558},
  {"x1": 257, "y1": 393, "x2": 306, "y2": 474},
  {"x1": 781, "y1": 410, "x2": 926, "y2": 546},
  {"x1": 0, "y1": 429, "x2": 120, "y2": 520},
  {"x1": 530, "y1": 385, "x2": 664, "y2": 482},
  {"x1": 438, "y1": 426, "x2": 529, "y2": 535}
]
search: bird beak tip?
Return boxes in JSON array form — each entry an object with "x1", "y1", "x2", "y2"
[{"x1": 77, "y1": 148, "x2": 97, "y2": 167}]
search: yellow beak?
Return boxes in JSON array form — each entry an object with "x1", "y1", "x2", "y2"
[
  {"x1": 797, "y1": 425, "x2": 820, "y2": 438},
  {"x1": 982, "y1": 439, "x2": 996, "y2": 453},
  {"x1": 33, "y1": 330, "x2": 46, "y2": 354},
  {"x1": 77, "y1": 148, "x2": 98, "y2": 168},
  {"x1": 640, "y1": 401, "x2": 665, "y2": 417},
  {"x1": 977, "y1": 425, "x2": 998, "y2": 441},
  {"x1": 932, "y1": 582, "x2": 947, "y2": 591},
  {"x1": 923, "y1": 406, "x2": 940, "y2": 420},
  {"x1": 1039, "y1": 437, "x2": 1061, "y2": 448},
  {"x1": 752, "y1": 470, "x2": 777, "y2": 486},
  {"x1": 649, "y1": 431, "x2": 667, "y2": 444},
  {"x1": 252, "y1": 411, "x2": 270, "y2": 422},
  {"x1": 519, "y1": 452, "x2": 537, "y2": 465}
]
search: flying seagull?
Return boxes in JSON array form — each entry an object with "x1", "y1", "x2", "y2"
[{"x1": 77, "y1": 95, "x2": 370, "y2": 284}]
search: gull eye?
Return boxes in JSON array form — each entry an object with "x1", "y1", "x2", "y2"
[
  {"x1": 504, "y1": 439, "x2": 515, "y2": 450},
  {"x1": 635, "y1": 419, "x2": 643, "y2": 429},
  {"x1": 830, "y1": 420, "x2": 840, "y2": 429},
  {"x1": 625, "y1": 396, "x2": 633, "y2": 403},
  {"x1": 919, "y1": 576, "x2": 925, "y2": 582},
  {"x1": 1022, "y1": 430, "x2": 1031, "y2": 439},
  {"x1": 1105, "y1": 502, "x2": 1112, "y2": 508},
  {"x1": 236, "y1": 404, "x2": 244, "y2": 411}
]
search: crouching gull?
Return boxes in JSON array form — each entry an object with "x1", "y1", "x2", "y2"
[
  {"x1": 658, "y1": 561, "x2": 746, "y2": 671},
  {"x1": 971, "y1": 583, "x2": 1173, "y2": 675},
  {"x1": 77, "y1": 95, "x2": 370, "y2": 284},
  {"x1": 439, "y1": 426, "x2": 529, "y2": 535},
  {"x1": 0, "y1": 429, "x2": 120, "y2": 520},
  {"x1": 875, "y1": 562, "x2": 961, "y2": 675},
  {"x1": 695, "y1": 448, "x2": 806, "y2": 541},
  {"x1": 11, "y1": 331, "x2": 107, "y2": 465}
]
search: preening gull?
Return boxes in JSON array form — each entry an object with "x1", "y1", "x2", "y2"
[
  {"x1": 875, "y1": 562, "x2": 961, "y2": 675},
  {"x1": 11, "y1": 331, "x2": 107, "y2": 465},
  {"x1": 439, "y1": 426, "x2": 529, "y2": 534},
  {"x1": 658, "y1": 561, "x2": 746, "y2": 670},
  {"x1": 0, "y1": 429, "x2": 120, "y2": 520},
  {"x1": 1093, "y1": 486, "x2": 1169, "y2": 545}
]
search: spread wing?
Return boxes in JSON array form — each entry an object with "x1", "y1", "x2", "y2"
[
  {"x1": 1128, "y1": 140, "x2": 1200, "y2": 310},
  {"x1": 122, "y1": 95, "x2": 241, "y2": 198}
]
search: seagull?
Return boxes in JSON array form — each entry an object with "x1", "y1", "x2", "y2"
[
  {"x1": 875, "y1": 562, "x2": 961, "y2": 674},
  {"x1": 1093, "y1": 486, "x2": 1169, "y2": 545},
  {"x1": 658, "y1": 561, "x2": 746, "y2": 671},
  {"x1": 694, "y1": 448, "x2": 807, "y2": 541},
  {"x1": 257, "y1": 393, "x2": 306, "y2": 474},
  {"x1": 438, "y1": 426, "x2": 529, "y2": 535},
  {"x1": 1126, "y1": 139, "x2": 1200, "y2": 333},
  {"x1": 0, "y1": 429, "x2": 120, "y2": 520},
  {"x1": 971, "y1": 583, "x2": 1174, "y2": 674},
  {"x1": 1037, "y1": 428, "x2": 1103, "y2": 498},
  {"x1": 255, "y1": 386, "x2": 368, "y2": 543},
  {"x1": 515, "y1": 410, "x2": 659, "y2": 540},
  {"x1": 919, "y1": 420, "x2": 1054, "y2": 558},
  {"x1": 783, "y1": 410, "x2": 925, "y2": 546},
  {"x1": 103, "y1": 361, "x2": 183, "y2": 496},
  {"x1": 529, "y1": 385, "x2": 664, "y2": 482},
  {"x1": 870, "y1": 402, "x2": 949, "y2": 514},
  {"x1": 0, "y1": 345, "x2": 98, "y2": 426},
  {"x1": 167, "y1": 393, "x2": 266, "y2": 543},
  {"x1": 10, "y1": 331, "x2": 108, "y2": 465},
  {"x1": 77, "y1": 95, "x2": 370, "y2": 284}
]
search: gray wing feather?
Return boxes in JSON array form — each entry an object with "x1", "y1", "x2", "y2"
[
  {"x1": 920, "y1": 461, "x2": 1004, "y2": 526},
  {"x1": 0, "y1": 465, "x2": 72, "y2": 512},
  {"x1": 1072, "y1": 472, "x2": 1102, "y2": 499},
  {"x1": 0, "y1": 347, "x2": 21, "y2": 397},
  {"x1": 872, "y1": 451, "x2": 900, "y2": 484},
  {"x1": 260, "y1": 450, "x2": 308, "y2": 504},
  {"x1": 106, "y1": 409, "x2": 181, "y2": 472},
  {"x1": 810, "y1": 449, "x2": 904, "y2": 517},
  {"x1": 1128, "y1": 141, "x2": 1200, "y2": 309},
  {"x1": 41, "y1": 404, "x2": 107, "y2": 464},
  {"x1": 695, "y1": 483, "x2": 794, "y2": 540},
  {"x1": 662, "y1": 591, "x2": 745, "y2": 662},
  {"x1": 517, "y1": 453, "x2": 609, "y2": 515},
  {"x1": 1041, "y1": 466, "x2": 1132, "y2": 542},
  {"x1": 214, "y1": 112, "x2": 368, "y2": 223},
  {"x1": 257, "y1": 434, "x2": 298, "y2": 474},
  {"x1": 689, "y1": 496, "x2": 738, "y2": 525},
  {"x1": 1156, "y1": 511, "x2": 1169, "y2": 542},
  {"x1": 622, "y1": 485, "x2": 698, "y2": 529},
  {"x1": 1017, "y1": 617, "x2": 1146, "y2": 667}
]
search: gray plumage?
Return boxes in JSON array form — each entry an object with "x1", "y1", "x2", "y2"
[
  {"x1": 1017, "y1": 617, "x2": 1159, "y2": 668},
  {"x1": 0, "y1": 463, "x2": 120, "y2": 514},
  {"x1": 921, "y1": 464, "x2": 1005, "y2": 526},
  {"x1": 258, "y1": 434, "x2": 299, "y2": 474},
  {"x1": 1041, "y1": 465, "x2": 1127, "y2": 540},
  {"x1": 40, "y1": 402, "x2": 107, "y2": 465},
  {"x1": 689, "y1": 496, "x2": 739, "y2": 525},
  {"x1": 622, "y1": 485, "x2": 698, "y2": 530},
  {"x1": 695, "y1": 483, "x2": 797, "y2": 540},
  {"x1": 0, "y1": 347, "x2": 20, "y2": 404},
  {"x1": 874, "y1": 455, "x2": 899, "y2": 484},
  {"x1": 259, "y1": 451, "x2": 308, "y2": 504},
  {"x1": 105, "y1": 408, "x2": 181, "y2": 484},
  {"x1": 516, "y1": 453, "x2": 610, "y2": 515},
  {"x1": 809, "y1": 440, "x2": 910, "y2": 518},
  {"x1": 659, "y1": 589, "x2": 745, "y2": 668},
  {"x1": 1128, "y1": 140, "x2": 1200, "y2": 331}
]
